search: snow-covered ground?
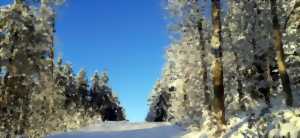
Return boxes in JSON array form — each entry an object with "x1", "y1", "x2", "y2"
[
  {"x1": 48, "y1": 91, "x2": 300, "y2": 138},
  {"x1": 183, "y1": 94, "x2": 300, "y2": 138},
  {"x1": 47, "y1": 107, "x2": 300, "y2": 138},
  {"x1": 47, "y1": 108, "x2": 300, "y2": 138},
  {"x1": 47, "y1": 121, "x2": 187, "y2": 138}
]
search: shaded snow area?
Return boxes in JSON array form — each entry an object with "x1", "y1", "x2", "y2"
[{"x1": 47, "y1": 121, "x2": 187, "y2": 138}]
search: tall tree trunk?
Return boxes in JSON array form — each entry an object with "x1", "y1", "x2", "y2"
[
  {"x1": 49, "y1": 6, "x2": 56, "y2": 77},
  {"x1": 197, "y1": 21, "x2": 210, "y2": 107},
  {"x1": 211, "y1": 0, "x2": 225, "y2": 124},
  {"x1": 270, "y1": 0, "x2": 293, "y2": 107}
]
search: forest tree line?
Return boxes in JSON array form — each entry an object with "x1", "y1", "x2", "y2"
[
  {"x1": 147, "y1": 0, "x2": 300, "y2": 136},
  {"x1": 0, "y1": 0, "x2": 125, "y2": 137}
]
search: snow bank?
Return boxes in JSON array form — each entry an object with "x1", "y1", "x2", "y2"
[{"x1": 183, "y1": 94, "x2": 300, "y2": 138}]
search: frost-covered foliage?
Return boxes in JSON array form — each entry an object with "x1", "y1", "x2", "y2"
[
  {"x1": 0, "y1": 1, "x2": 126, "y2": 137},
  {"x1": 223, "y1": 0, "x2": 276, "y2": 112},
  {"x1": 283, "y1": 0, "x2": 300, "y2": 90},
  {"x1": 90, "y1": 71, "x2": 126, "y2": 121},
  {"x1": 148, "y1": 0, "x2": 300, "y2": 136},
  {"x1": 148, "y1": 0, "x2": 212, "y2": 127},
  {"x1": 146, "y1": 80, "x2": 172, "y2": 122},
  {"x1": 0, "y1": 1, "x2": 61, "y2": 137}
]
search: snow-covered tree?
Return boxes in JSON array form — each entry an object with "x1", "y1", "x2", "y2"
[
  {"x1": 283, "y1": 0, "x2": 300, "y2": 91},
  {"x1": 76, "y1": 69, "x2": 89, "y2": 109},
  {"x1": 0, "y1": 1, "x2": 52, "y2": 136},
  {"x1": 146, "y1": 80, "x2": 172, "y2": 122},
  {"x1": 148, "y1": 0, "x2": 214, "y2": 128},
  {"x1": 91, "y1": 72, "x2": 126, "y2": 121},
  {"x1": 0, "y1": 1, "x2": 74, "y2": 137},
  {"x1": 149, "y1": 0, "x2": 300, "y2": 136}
]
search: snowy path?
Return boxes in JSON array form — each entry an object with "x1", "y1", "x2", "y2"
[{"x1": 47, "y1": 121, "x2": 187, "y2": 138}]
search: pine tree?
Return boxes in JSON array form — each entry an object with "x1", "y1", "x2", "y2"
[
  {"x1": 76, "y1": 69, "x2": 89, "y2": 109},
  {"x1": 0, "y1": 1, "x2": 44, "y2": 136},
  {"x1": 91, "y1": 71, "x2": 126, "y2": 121},
  {"x1": 1, "y1": 0, "x2": 128, "y2": 136},
  {"x1": 91, "y1": 71, "x2": 101, "y2": 114},
  {"x1": 148, "y1": 0, "x2": 300, "y2": 135},
  {"x1": 146, "y1": 81, "x2": 171, "y2": 122},
  {"x1": 148, "y1": 0, "x2": 213, "y2": 126},
  {"x1": 63, "y1": 64, "x2": 79, "y2": 109},
  {"x1": 54, "y1": 60, "x2": 87, "y2": 112},
  {"x1": 0, "y1": 0, "x2": 62, "y2": 136},
  {"x1": 40, "y1": 0, "x2": 56, "y2": 76}
]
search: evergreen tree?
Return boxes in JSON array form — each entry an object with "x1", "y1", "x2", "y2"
[
  {"x1": 91, "y1": 71, "x2": 101, "y2": 113},
  {"x1": 146, "y1": 81, "x2": 171, "y2": 122},
  {"x1": 148, "y1": 0, "x2": 212, "y2": 126},
  {"x1": 0, "y1": 1, "x2": 53, "y2": 135},
  {"x1": 62, "y1": 64, "x2": 79, "y2": 109},
  {"x1": 223, "y1": 0, "x2": 272, "y2": 111},
  {"x1": 0, "y1": 1, "x2": 127, "y2": 137},
  {"x1": 91, "y1": 71, "x2": 126, "y2": 121},
  {"x1": 76, "y1": 69, "x2": 90, "y2": 109}
]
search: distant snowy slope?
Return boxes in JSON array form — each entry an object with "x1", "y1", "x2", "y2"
[{"x1": 47, "y1": 121, "x2": 186, "y2": 138}]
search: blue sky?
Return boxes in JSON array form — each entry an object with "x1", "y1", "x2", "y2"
[
  {"x1": 55, "y1": 0, "x2": 169, "y2": 122},
  {"x1": 0, "y1": 0, "x2": 169, "y2": 122}
]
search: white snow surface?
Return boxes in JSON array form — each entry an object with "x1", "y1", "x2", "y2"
[{"x1": 47, "y1": 121, "x2": 187, "y2": 138}]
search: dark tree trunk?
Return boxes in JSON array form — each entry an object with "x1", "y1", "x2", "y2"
[
  {"x1": 270, "y1": 0, "x2": 293, "y2": 106},
  {"x1": 50, "y1": 15, "x2": 55, "y2": 77},
  {"x1": 211, "y1": 0, "x2": 225, "y2": 125}
]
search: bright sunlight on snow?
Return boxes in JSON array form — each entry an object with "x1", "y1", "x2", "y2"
[{"x1": 47, "y1": 121, "x2": 186, "y2": 138}]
